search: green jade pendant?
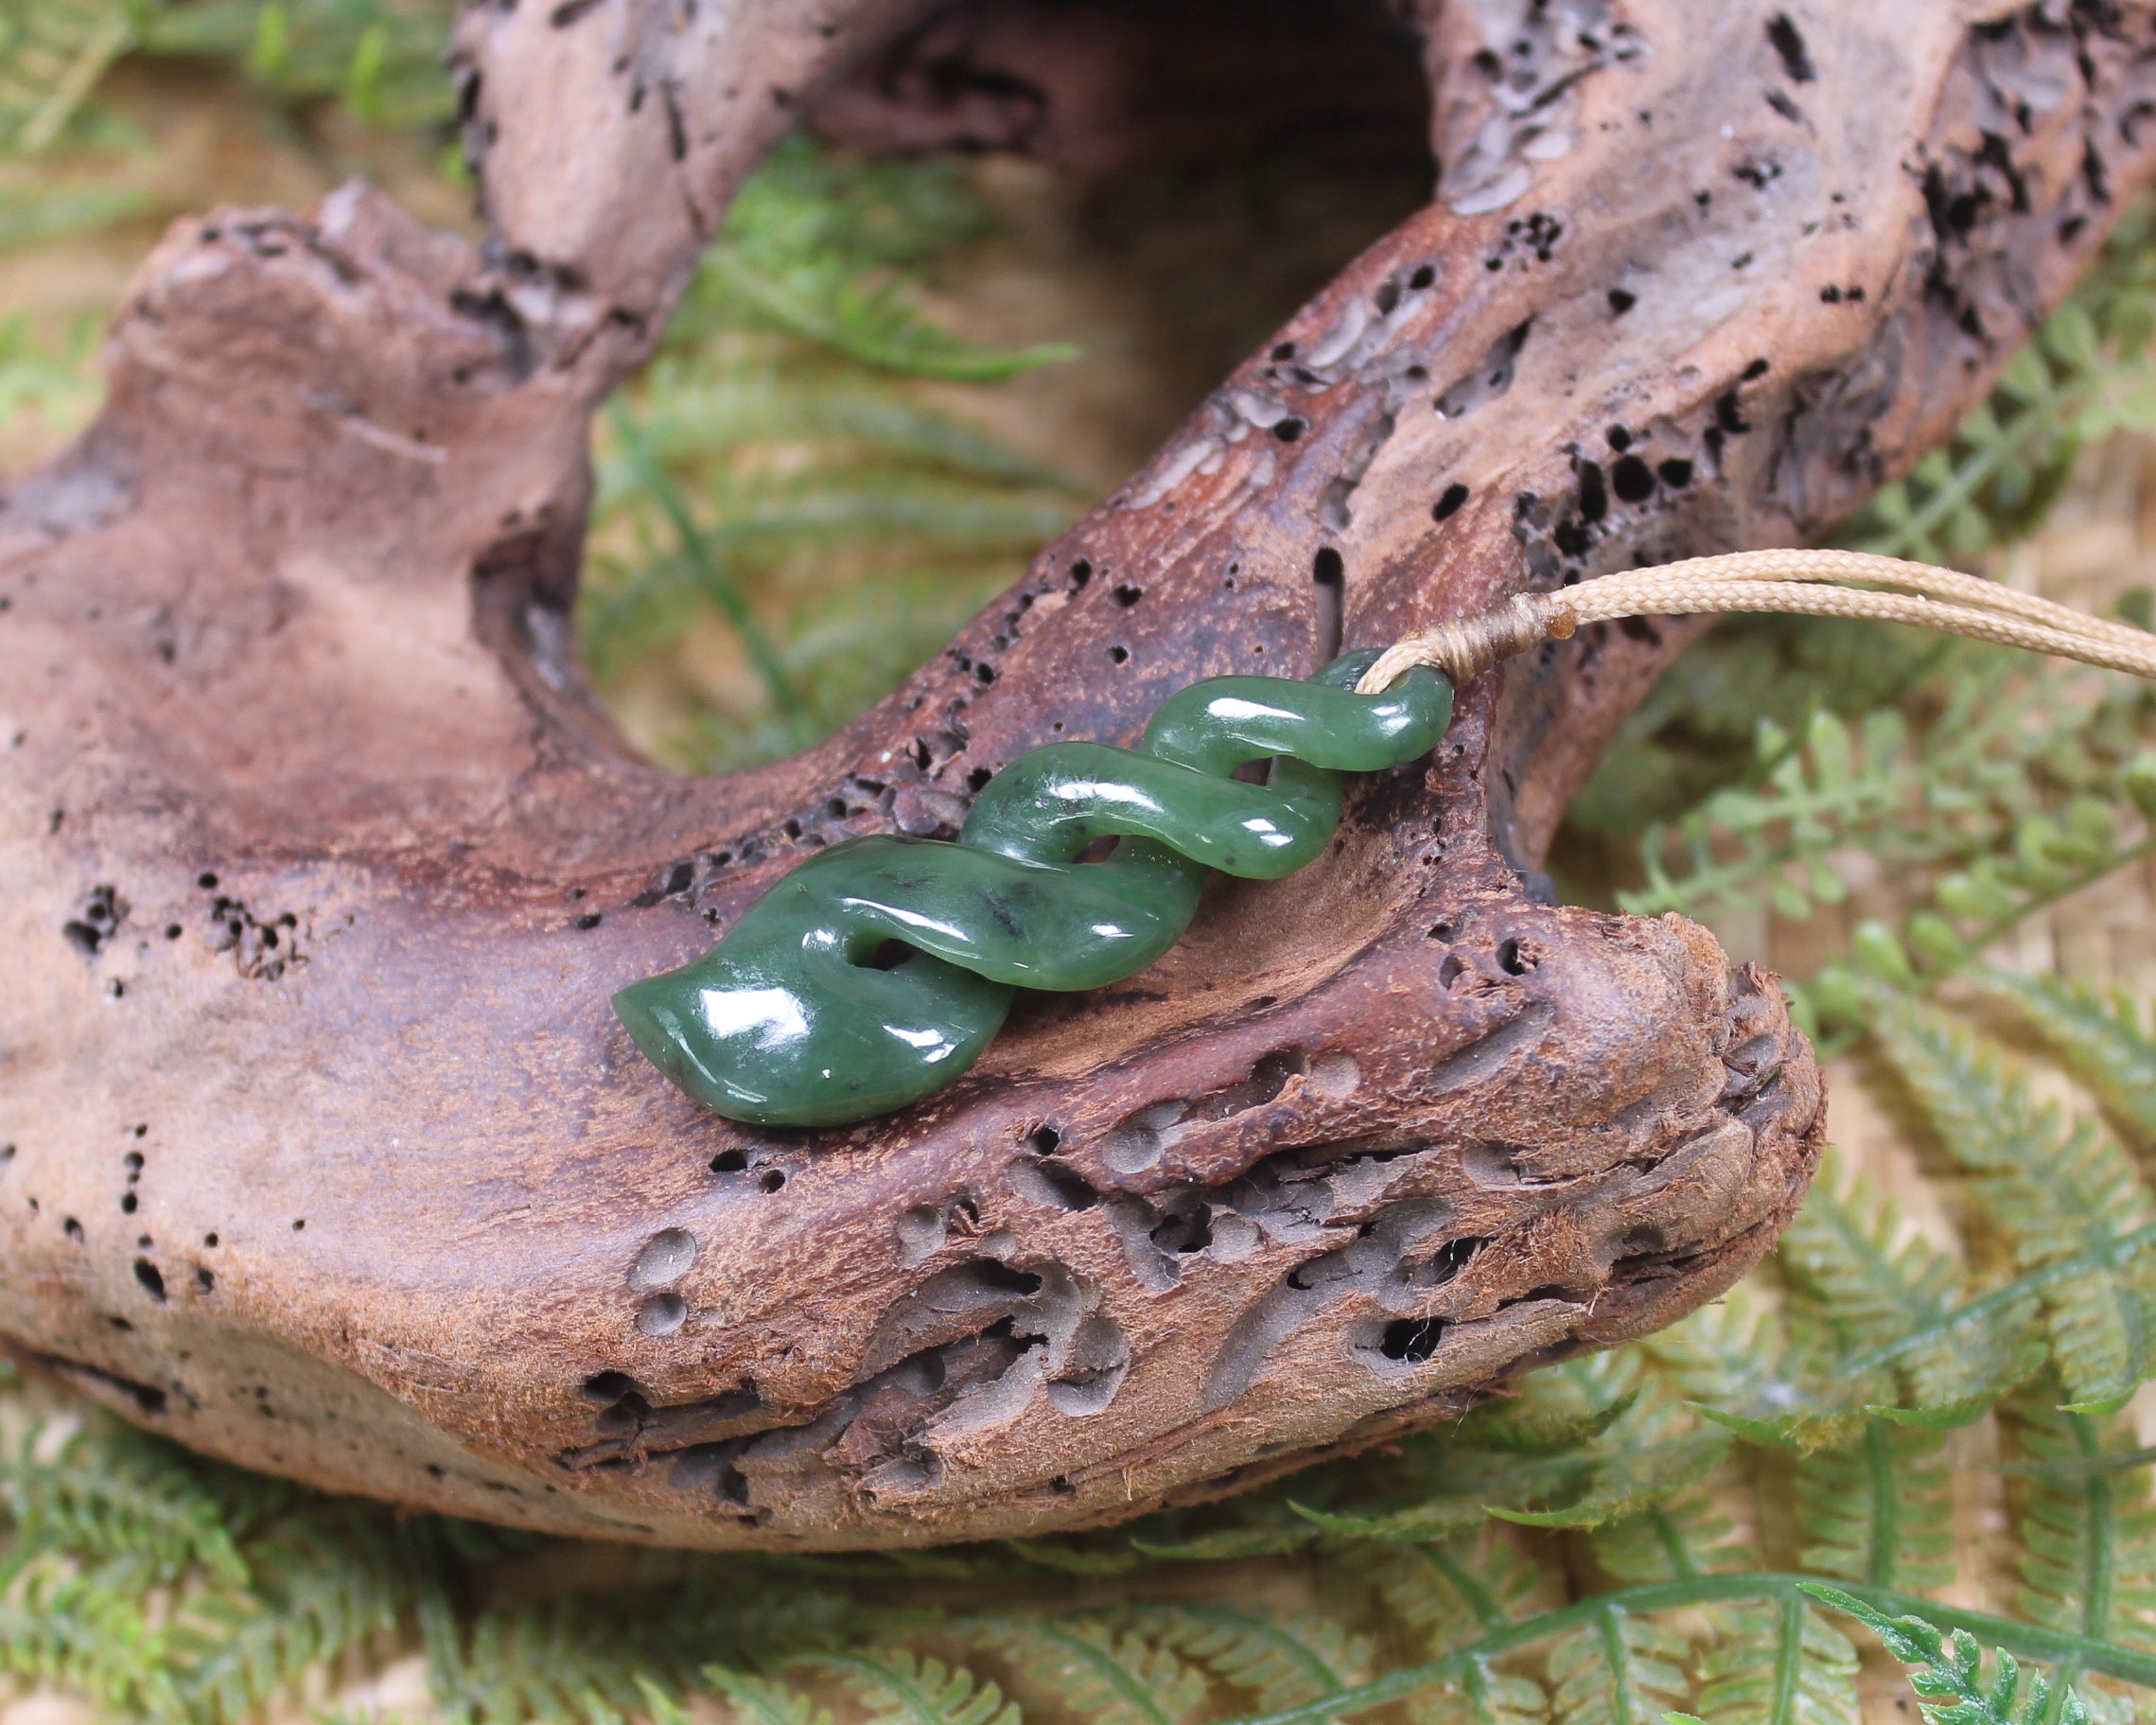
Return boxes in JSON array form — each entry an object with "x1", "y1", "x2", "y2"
[{"x1": 612, "y1": 651, "x2": 1455, "y2": 1127}]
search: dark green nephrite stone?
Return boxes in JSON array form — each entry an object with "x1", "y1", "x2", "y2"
[{"x1": 612, "y1": 651, "x2": 1453, "y2": 1127}]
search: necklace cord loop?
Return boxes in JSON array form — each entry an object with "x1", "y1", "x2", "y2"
[{"x1": 1355, "y1": 548, "x2": 2156, "y2": 695}]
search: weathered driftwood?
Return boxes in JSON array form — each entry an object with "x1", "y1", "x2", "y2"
[{"x1": 0, "y1": 0, "x2": 2147, "y2": 1549}]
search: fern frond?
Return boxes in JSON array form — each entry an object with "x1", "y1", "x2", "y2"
[
  {"x1": 590, "y1": 459, "x2": 1078, "y2": 559},
  {"x1": 1409, "y1": 1661, "x2": 1551, "y2": 1725},
  {"x1": 1694, "y1": 1596, "x2": 1859, "y2": 1725},
  {"x1": 971, "y1": 1617, "x2": 1204, "y2": 1725},
  {"x1": 601, "y1": 399, "x2": 805, "y2": 722},
  {"x1": 0, "y1": 1417, "x2": 250, "y2": 1585},
  {"x1": 1636, "y1": 1283, "x2": 1806, "y2": 1424},
  {"x1": 2002, "y1": 1393, "x2": 2156, "y2": 1653},
  {"x1": 705, "y1": 1666, "x2": 834, "y2": 1725},
  {"x1": 1589, "y1": 1490, "x2": 1758, "y2": 1583},
  {"x1": 688, "y1": 132, "x2": 1076, "y2": 382},
  {"x1": 1871, "y1": 996, "x2": 2156, "y2": 1413},
  {"x1": 575, "y1": 132, "x2": 1084, "y2": 779},
  {"x1": 447, "y1": 1577, "x2": 852, "y2": 1725},
  {"x1": 1802, "y1": 779, "x2": 2156, "y2": 1040},
  {"x1": 1544, "y1": 1604, "x2": 1693, "y2": 1725},
  {"x1": 0, "y1": 0, "x2": 138, "y2": 153},
  {"x1": 657, "y1": 570, "x2": 1006, "y2": 773},
  {"x1": 1529, "y1": 1446, "x2": 1739, "y2": 1540},
  {"x1": 0, "y1": 0, "x2": 461, "y2": 152},
  {"x1": 629, "y1": 362, "x2": 1083, "y2": 489},
  {"x1": 707, "y1": 255, "x2": 1078, "y2": 382},
  {"x1": 1803, "y1": 1587, "x2": 2091, "y2": 1725},
  {"x1": 1623, "y1": 650, "x2": 2149, "y2": 930},
  {"x1": 1774, "y1": 1152, "x2": 1963, "y2": 1371},
  {"x1": 140, "y1": 0, "x2": 462, "y2": 130},
  {"x1": 170, "y1": 1507, "x2": 412, "y2": 1725},
  {"x1": 692, "y1": 132, "x2": 996, "y2": 283},
  {"x1": 1490, "y1": 1393, "x2": 1733, "y2": 1533},
  {"x1": 811, "y1": 1647, "x2": 1023, "y2": 1725},
  {"x1": 1971, "y1": 970, "x2": 2156, "y2": 1150},
  {"x1": 575, "y1": 549, "x2": 706, "y2": 690},
  {"x1": 1795, "y1": 1420, "x2": 1955, "y2": 1595},
  {"x1": 1367, "y1": 1528, "x2": 1551, "y2": 1659},
  {"x1": 1125, "y1": 1517, "x2": 1325, "y2": 1562},
  {"x1": 1626, "y1": 702, "x2": 1928, "y2": 922},
  {"x1": 1567, "y1": 613, "x2": 1951, "y2": 843},
  {"x1": 1124, "y1": 1602, "x2": 1369, "y2": 1712},
  {"x1": 1298, "y1": 1352, "x2": 1727, "y2": 1541},
  {"x1": 0, "y1": 1553, "x2": 181, "y2": 1718},
  {"x1": 992, "y1": 1536, "x2": 1162, "y2": 1577}
]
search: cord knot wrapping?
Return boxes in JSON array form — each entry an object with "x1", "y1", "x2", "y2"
[{"x1": 1355, "y1": 592, "x2": 1560, "y2": 695}]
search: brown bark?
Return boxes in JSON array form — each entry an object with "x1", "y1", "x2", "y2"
[{"x1": 0, "y1": 0, "x2": 2147, "y2": 1549}]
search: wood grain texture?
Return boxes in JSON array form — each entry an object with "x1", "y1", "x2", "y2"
[{"x1": 0, "y1": 0, "x2": 2147, "y2": 1548}]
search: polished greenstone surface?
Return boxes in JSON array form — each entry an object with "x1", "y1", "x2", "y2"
[{"x1": 612, "y1": 652, "x2": 1454, "y2": 1127}]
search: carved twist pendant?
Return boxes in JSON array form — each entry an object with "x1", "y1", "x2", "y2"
[{"x1": 615, "y1": 653, "x2": 1455, "y2": 1125}]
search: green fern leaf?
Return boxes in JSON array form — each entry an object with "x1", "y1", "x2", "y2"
[
  {"x1": 1794, "y1": 1420, "x2": 1955, "y2": 1594},
  {"x1": 1591, "y1": 1490, "x2": 1758, "y2": 1583},
  {"x1": 1122, "y1": 1602, "x2": 1368, "y2": 1713},
  {"x1": 990, "y1": 1537, "x2": 1162, "y2": 1577},
  {"x1": 1492, "y1": 1345, "x2": 1725, "y2": 1526},
  {"x1": 1410, "y1": 1661, "x2": 1551, "y2": 1725},
  {"x1": 708, "y1": 255, "x2": 1078, "y2": 381},
  {"x1": 693, "y1": 133, "x2": 1076, "y2": 382},
  {"x1": 811, "y1": 1647, "x2": 1023, "y2": 1725},
  {"x1": 140, "y1": 0, "x2": 462, "y2": 130},
  {"x1": 1871, "y1": 996, "x2": 2156, "y2": 1413},
  {"x1": 0, "y1": 1417, "x2": 251, "y2": 1586},
  {"x1": 1693, "y1": 1597, "x2": 1859, "y2": 1725},
  {"x1": 1124, "y1": 1518, "x2": 1325, "y2": 1561},
  {"x1": 1804, "y1": 781, "x2": 2156, "y2": 1037},
  {"x1": 0, "y1": 0, "x2": 137, "y2": 152},
  {"x1": 1541, "y1": 187, "x2": 2156, "y2": 854},
  {"x1": 1971, "y1": 970, "x2": 2156, "y2": 1150},
  {"x1": 1545, "y1": 1604, "x2": 1693, "y2": 1725},
  {"x1": 570, "y1": 130, "x2": 1082, "y2": 775},
  {"x1": 971, "y1": 1618, "x2": 1204, "y2": 1725},
  {"x1": 1842, "y1": 203, "x2": 2156, "y2": 563},
  {"x1": 2003, "y1": 1393, "x2": 2156, "y2": 1652},
  {"x1": 1569, "y1": 614, "x2": 1948, "y2": 845},
  {"x1": 0, "y1": 1554, "x2": 182, "y2": 1717},
  {"x1": 576, "y1": 548, "x2": 706, "y2": 690},
  {"x1": 629, "y1": 362, "x2": 1083, "y2": 489},
  {"x1": 1768, "y1": 1150, "x2": 2044, "y2": 1429},
  {"x1": 705, "y1": 1667, "x2": 834, "y2": 1725},
  {"x1": 445, "y1": 1576, "x2": 850, "y2": 1725},
  {"x1": 1637, "y1": 1284, "x2": 1804, "y2": 1422},
  {"x1": 1802, "y1": 1587, "x2": 2090, "y2": 1725},
  {"x1": 170, "y1": 1507, "x2": 411, "y2": 1725},
  {"x1": 590, "y1": 459, "x2": 1077, "y2": 559},
  {"x1": 1618, "y1": 649, "x2": 2110, "y2": 925},
  {"x1": 599, "y1": 400, "x2": 805, "y2": 721},
  {"x1": 1367, "y1": 1528, "x2": 1552, "y2": 1659},
  {"x1": 1490, "y1": 1427, "x2": 1732, "y2": 1533},
  {"x1": 1305, "y1": 1355, "x2": 1727, "y2": 1540}
]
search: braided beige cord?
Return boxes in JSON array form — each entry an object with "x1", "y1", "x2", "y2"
[{"x1": 1356, "y1": 548, "x2": 2156, "y2": 695}]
